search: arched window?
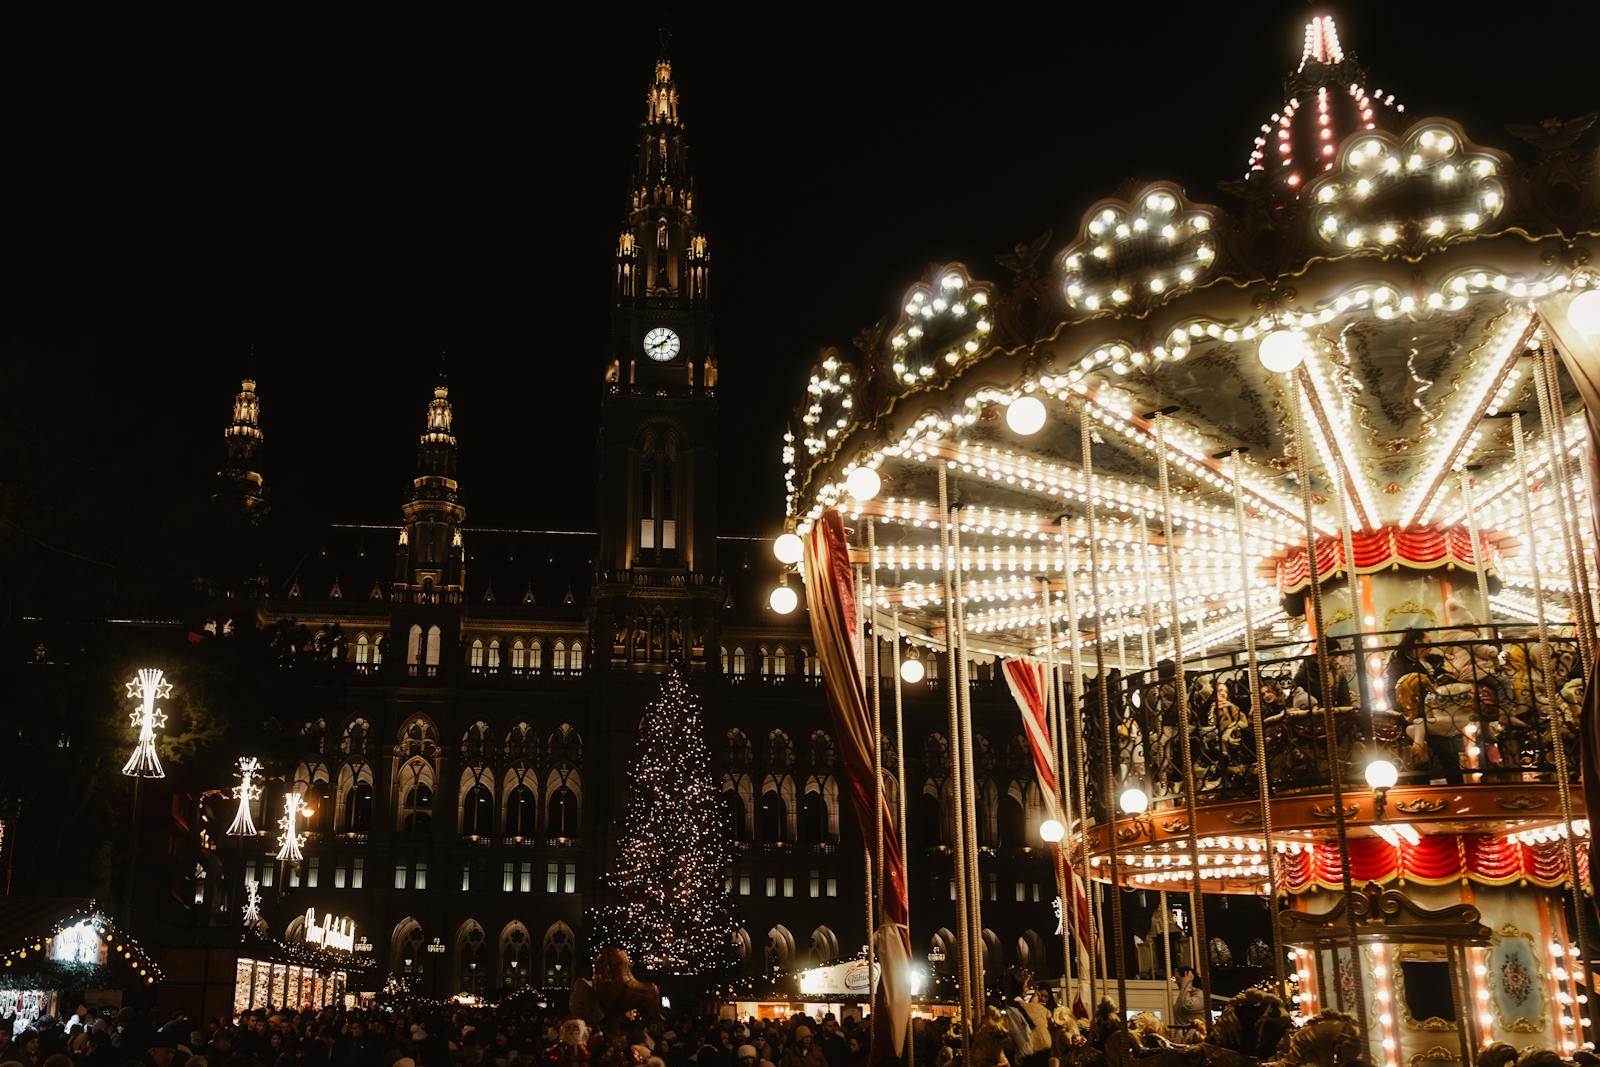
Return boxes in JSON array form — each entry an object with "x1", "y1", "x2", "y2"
[
  {"x1": 919, "y1": 789, "x2": 946, "y2": 847},
  {"x1": 393, "y1": 919, "x2": 425, "y2": 976},
  {"x1": 343, "y1": 779, "x2": 373, "y2": 833},
  {"x1": 530, "y1": 640, "x2": 543, "y2": 671},
  {"x1": 570, "y1": 642, "x2": 584, "y2": 672},
  {"x1": 355, "y1": 634, "x2": 370, "y2": 665},
  {"x1": 732, "y1": 647, "x2": 747, "y2": 676},
  {"x1": 548, "y1": 786, "x2": 578, "y2": 840},
  {"x1": 501, "y1": 923, "x2": 533, "y2": 990},
  {"x1": 505, "y1": 784, "x2": 536, "y2": 838},
  {"x1": 462, "y1": 783, "x2": 494, "y2": 837},
  {"x1": 407, "y1": 625, "x2": 423, "y2": 665},
  {"x1": 542, "y1": 922, "x2": 575, "y2": 983},
  {"x1": 511, "y1": 639, "x2": 526, "y2": 670},
  {"x1": 398, "y1": 760, "x2": 434, "y2": 833},
  {"x1": 759, "y1": 788, "x2": 786, "y2": 843},
  {"x1": 999, "y1": 789, "x2": 1027, "y2": 848},
  {"x1": 720, "y1": 646, "x2": 729, "y2": 673},
  {"x1": 800, "y1": 790, "x2": 826, "y2": 842},
  {"x1": 470, "y1": 639, "x2": 484, "y2": 668},
  {"x1": 554, "y1": 641, "x2": 568, "y2": 672},
  {"x1": 773, "y1": 645, "x2": 788, "y2": 678},
  {"x1": 759, "y1": 645, "x2": 771, "y2": 676},
  {"x1": 487, "y1": 638, "x2": 501, "y2": 670},
  {"x1": 456, "y1": 922, "x2": 487, "y2": 995},
  {"x1": 425, "y1": 625, "x2": 441, "y2": 667}
]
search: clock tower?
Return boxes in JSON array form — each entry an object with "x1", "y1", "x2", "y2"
[{"x1": 595, "y1": 39, "x2": 721, "y2": 672}]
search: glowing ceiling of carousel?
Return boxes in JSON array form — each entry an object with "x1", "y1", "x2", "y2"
[{"x1": 782, "y1": 24, "x2": 1600, "y2": 664}]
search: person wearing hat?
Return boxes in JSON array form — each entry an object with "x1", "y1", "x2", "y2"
[
  {"x1": 736, "y1": 1044, "x2": 758, "y2": 1067},
  {"x1": 779, "y1": 1026, "x2": 826, "y2": 1067},
  {"x1": 143, "y1": 1030, "x2": 178, "y2": 1067}
]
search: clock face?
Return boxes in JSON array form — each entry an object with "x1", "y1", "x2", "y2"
[{"x1": 643, "y1": 327, "x2": 681, "y2": 362}]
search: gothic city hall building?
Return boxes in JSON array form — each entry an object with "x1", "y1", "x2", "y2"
[{"x1": 147, "y1": 53, "x2": 1066, "y2": 1002}]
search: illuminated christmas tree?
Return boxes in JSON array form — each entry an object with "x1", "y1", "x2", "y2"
[{"x1": 593, "y1": 670, "x2": 735, "y2": 975}]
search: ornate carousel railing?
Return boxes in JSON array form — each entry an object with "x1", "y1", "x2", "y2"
[{"x1": 1080, "y1": 622, "x2": 1583, "y2": 823}]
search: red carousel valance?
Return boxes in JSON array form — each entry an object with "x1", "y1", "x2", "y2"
[
  {"x1": 1278, "y1": 833, "x2": 1584, "y2": 893},
  {"x1": 1273, "y1": 525, "x2": 1500, "y2": 594}
]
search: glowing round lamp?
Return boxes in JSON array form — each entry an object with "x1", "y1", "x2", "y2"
[
  {"x1": 1006, "y1": 395, "x2": 1048, "y2": 436},
  {"x1": 1119, "y1": 786, "x2": 1150, "y2": 814},
  {"x1": 769, "y1": 585, "x2": 798, "y2": 615},
  {"x1": 1364, "y1": 758, "x2": 1399, "y2": 790},
  {"x1": 899, "y1": 657, "x2": 925, "y2": 684},
  {"x1": 846, "y1": 466, "x2": 882, "y2": 501},
  {"x1": 773, "y1": 532, "x2": 804, "y2": 565},
  {"x1": 1569, "y1": 289, "x2": 1600, "y2": 340},
  {"x1": 1039, "y1": 818, "x2": 1065, "y2": 843},
  {"x1": 1258, "y1": 329, "x2": 1308, "y2": 373}
]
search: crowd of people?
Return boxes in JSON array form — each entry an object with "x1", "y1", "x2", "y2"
[{"x1": 0, "y1": 997, "x2": 1019, "y2": 1067}]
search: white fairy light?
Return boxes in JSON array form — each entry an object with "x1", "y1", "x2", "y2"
[
  {"x1": 276, "y1": 792, "x2": 310, "y2": 863},
  {"x1": 122, "y1": 668, "x2": 171, "y2": 779},
  {"x1": 242, "y1": 880, "x2": 262, "y2": 927},
  {"x1": 227, "y1": 757, "x2": 264, "y2": 836}
]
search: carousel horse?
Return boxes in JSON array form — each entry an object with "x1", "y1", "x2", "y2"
[{"x1": 1271, "y1": 1011, "x2": 1366, "y2": 1067}]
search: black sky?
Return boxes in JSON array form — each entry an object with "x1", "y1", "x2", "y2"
[{"x1": 5, "y1": 4, "x2": 1598, "y2": 551}]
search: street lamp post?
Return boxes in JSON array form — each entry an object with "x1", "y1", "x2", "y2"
[{"x1": 121, "y1": 669, "x2": 171, "y2": 926}]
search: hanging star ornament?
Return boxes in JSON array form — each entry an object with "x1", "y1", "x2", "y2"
[
  {"x1": 121, "y1": 668, "x2": 170, "y2": 778},
  {"x1": 242, "y1": 880, "x2": 262, "y2": 927},
  {"x1": 276, "y1": 792, "x2": 308, "y2": 863},
  {"x1": 227, "y1": 757, "x2": 264, "y2": 836}
]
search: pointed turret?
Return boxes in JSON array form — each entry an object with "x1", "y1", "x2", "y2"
[
  {"x1": 394, "y1": 377, "x2": 465, "y2": 607},
  {"x1": 217, "y1": 378, "x2": 267, "y2": 517}
]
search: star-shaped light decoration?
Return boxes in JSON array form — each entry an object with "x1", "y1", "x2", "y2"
[
  {"x1": 227, "y1": 757, "x2": 263, "y2": 837},
  {"x1": 242, "y1": 880, "x2": 262, "y2": 928},
  {"x1": 121, "y1": 668, "x2": 171, "y2": 778},
  {"x1": 275, "y1": 792, "x2": 309, "y2": 863}
]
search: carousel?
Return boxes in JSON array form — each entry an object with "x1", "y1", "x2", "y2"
[{"x1": 775, "y1": 14, "x2": 1600, "y2": 1067}]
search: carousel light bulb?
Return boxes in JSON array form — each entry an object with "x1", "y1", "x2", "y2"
[
  {"x1": 1365, "y1": 759, "x2": 1399, "y2": 790},
  {"x1": 899, "y1": 657, "x2": 925, "y2": 684},
  {"x1": 773, "y1": 533, "x2": 804, "y2": 565},
  {"x1": 768, "y1": 585, "x2": 798, "y2": 614},
  {"x1": 1120, "y1": 786, "x2": 1150, "y2": 814},
  {"x1": 1039, "y1": 818, "x2": 1065, "y2": 843},
  {"x1": 1258, "y1": 330, "x2": 1308, "y2": 373},
  {"x1": 1569, "y1": 289, "x2": 1600, "y2": 340},
  {"x1": 846, "y1": 467, "x2": 881, "y2": 502},
  {"x1": 1006, "y1": 396, "x2": 1048, "y2": 436}
]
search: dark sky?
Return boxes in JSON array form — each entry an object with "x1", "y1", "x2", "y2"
[{"x1": 6, "y1": 4, "x2": 1598, "y2": 548}]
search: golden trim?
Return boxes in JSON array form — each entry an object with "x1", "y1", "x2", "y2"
[
  {"x1": 1407, "y1": 1046, "x2": 1459, "y2": 1067},
  {"x1": 1392, "y1": 948, "x2": 1457, "y2": 1032}
]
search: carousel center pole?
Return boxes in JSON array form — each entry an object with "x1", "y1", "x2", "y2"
[{"x1": 1059, "y1": 531, "x2": 1101, "y2": 1011}]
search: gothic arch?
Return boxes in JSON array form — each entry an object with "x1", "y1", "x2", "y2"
[
  {"x1": 397, "y1": 757, "x2": 436, "y2": 833},
  {"x1": 334, "y1": 761, "x2": 375, "y2": 834},
  {"x1": 766, "y1": 729, "x2": 794, "y2": 767},
  {"x1": 765, "y1": 925, "x2": 796, "y2": 972},
  {"x1": 982, "y1": 928, "x2": 1003, "y2": 979},
  {"x1": 758, "y1": 774, "x2": 797, "y2": 842},
  {"x1": 732, "y1": 927, "x2": 753, "y2": 971},
  {"x1": 801, "y1": 775, "x2": 840, "y2": 843},
  {"x1": 391, "y1": 917, "x2": 425, "y2": 975},
  {"x1": 721, "y1": 773, "x2": 754, "y2": 841},
  {"x1": 500, "y1": 921, "x2": 534, "y2": 989},
  {"x1": 545, "y1": 767, "x2": 581, "y2": 841},
  {"x1": 397, "y1": 715, "x2": 439, "y2": 758},
  {"x1": 459, "y1": 766, "x2": 496, "y2": 838},
  {"x1": 726, "y1": 729, "x2": 753, "y2": 766},
  {"x1": 810, "y1": 925, "x2": 840, "y2": 966},
  {"x1": 340, "y1": 717, "x2": 372, "y2": 757},
  {"x1": 454, "y1": 919, "x2": 488, "y2": 994},
  {"x1": 542, "y1": 921, "x2": 576, "y2": 983}
]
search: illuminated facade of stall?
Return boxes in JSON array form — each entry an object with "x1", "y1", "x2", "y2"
[
  {"x1": 0, "y1": 901, "x2": 162, "y2": 1034},
  {"x1": 778, "y1": 14, "x2": 1600, "y2": 1065}
]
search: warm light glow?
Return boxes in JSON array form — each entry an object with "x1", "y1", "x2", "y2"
[
  {"x1": 1039, "y1": 818, "x2": 1065, "y2": 843},
  {"x1": 769, "y1": 585, "x2": 798, "y2": 614},
  {"x1": 1570, "y1": 289, "x2": 1600, "y2": 339},
  {"x1": 1258, "y1": 329, "x2": 1308, "y2": 373},
  {"x1": 1365, "y1": 758, "x2": 1399, "y2": 790},
  {"x1": 276, "y1": 792, "x2": 309, "y2": 863},
  {"x1": 1120, "y1": 786, "x2": 1150, "y2": 814},
  {"x1": 773, "y1": 533, "x2": 804, "y2": 566},
  {"x1": 122, "y1": 668, "x2": 171, "y2": 779},
  {"x1": 1005, "y1": 395, "x2": 1048, "y2": 436},
  {"x1": 899, "y1": 656, "x2": 925, "y2": 684},
  {"x1": 846, "y1": 466, "x2": 881, "y2": 501}
]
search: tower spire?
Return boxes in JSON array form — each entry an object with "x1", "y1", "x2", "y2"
[{"x1": 219, "y1": 377, "x2": 266, "y2": 515}]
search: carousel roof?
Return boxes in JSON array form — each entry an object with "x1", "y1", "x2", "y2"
[{"x1": 782, "y1": 13, "x2": 1600, "y2": 662}]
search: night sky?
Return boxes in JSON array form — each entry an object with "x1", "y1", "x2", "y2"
[{"x1": 5, "y1": 4, "x2": 1598, "y2": 560}]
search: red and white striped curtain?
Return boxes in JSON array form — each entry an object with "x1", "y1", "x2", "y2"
[
  {"x1": 1002, "y1": 658, "x2": 1094, "y2": 1017},
  {"x1": 803, "y1": 510, "x2": 911, "y2": 1058}
]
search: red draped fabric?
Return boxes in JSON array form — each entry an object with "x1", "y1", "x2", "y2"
[
  {"x1": 803, "y1": 511, "x2": 910, "y2": 1058},
  {"x1": 1002, "y1": 658, "x2": 1093, "y2": 1016},
  {"x1": 1277, "y1": 832, "x2": 1585, "y2": 891},
  {"x1": 1273, "y1": 525, "x2": 1499, "y2": 593}
]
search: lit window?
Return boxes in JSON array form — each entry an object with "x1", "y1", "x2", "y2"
[
  {"x1": 502, "y1": 862, "x2": 514, "y2": 892},
  {"x1": 461, "y1": 864, "x2": 472, "y2": 891},
  {"x1": 520, "y1": 862, "x2": 532, "y2": 893},
  {"x1": 415, "y1": 862, "x2": 427, "y2": 891},
  {"x1": 766, "y1": 877, "x2": 777, "y2": 897},
  {"x1": 546, "y1": 862, "x2": 558, "y2": 893},
  {"x1": 351, "y1": 858, "x2": 363, "y2": 889},
  {"x1": 826, "y1": 878, "x2": 837, "y2": 897},
  {"x1": 335, "y1": 866, "x2": 346, "y2": 889},
  {"x1": 563, "y1": 863, "x2": 576, "y2": 893},
  {"x1": 739, "y1": 871, "x2": 751, "y2": 896},
  {"x1": 394, "y1": 865, "x2": 407, "y2": 890},
  {"x1": 809, "y1": 870, "x2": 820, "y2": 898},
  {"x1": 306, "y1": 858, "x2": 318, "y2": 888},
  {"x1": 782, "y1": 878, "x2": 794, "y2": 898},
  {"x1": 1015, "y1": 883, "x2": 1026, "y2": 903}
]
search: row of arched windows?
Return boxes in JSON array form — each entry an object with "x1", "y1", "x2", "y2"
[
  {"x1": 719, "y1": 645, "x2": 820, "y2": 679},
  {"x1": 385, "y1": 917, "x2": 572, "y2": 993},
  {"x1": 467, "y1": 637, "x2": 584, "y2": 674}
]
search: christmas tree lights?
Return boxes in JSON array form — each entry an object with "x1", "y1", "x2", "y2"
[
  {"x1": 592, "y1": 670, "x2": 736, "y2": 975},
  {"x1": 228, "y1": 757, "x2": 263, "y2": 836},
  {"x1": 121, "y1": 668, "x2": 171, "y2": 778}
]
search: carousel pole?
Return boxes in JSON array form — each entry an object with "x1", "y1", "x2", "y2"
[
  {"x1": 1226, "y1": 448, "x2": 1288, "y2": 997},
  {"x1": 1080, "y1": 406, "x2": 1129, "y2": 1013},
  {"x1": 1510, "y1": 411, "x2": 1594, "y2": 991},
  {"x1": 1457, "y1": 471, "x2": 1494, "y2": 626},
  {"x1": 950, "y1": 508, "x2": 987, "y2": 1005},
  {"x1": 1039, "y1": 577, "x2": 1074, "y2": 1000},
  {"x1": 936, "y1": 464, "x2": 976, "y2": 1051},
  {"x1": 890, "y1": 599, "x2": 915, "y2": 1065},
  {"x1": 855, "y1": 559, "x2": 877, "y2": 995},
  {"x1": 1059, "y1": 531, "x2": 1101, "y2": 1009},
  {"x1": 1332, "y1": 463, "x2": 1374, "y2": 741},
  {"x1": 1532, "y1": 346, "x2": 1596, "y2": 682},
  {"x1": 1286, "y1": 371, "x2": 1370, "y2": 1042},
  {"x1": 1149, "y1": 411, "x2": 1212, "y2": 1012},
  {"x1": 867, "y1": 521, "x2": 885, "y2": 1017}
]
